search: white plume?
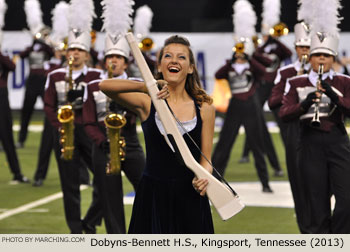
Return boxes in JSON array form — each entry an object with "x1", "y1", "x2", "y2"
[
  {"x1": 68, "y1": 0, "x2": 96, "y2": 32},
  {"x1": 297, "y1": 0, "x2": 314, "y2": 24},
  {"x1": 262, "y1": 0, "x2": 280, "y2": 27},
  {"x1": 233, "y1": 0, "x2": 257, "y2": 39},
  {"x1": 51, "y1": 1, "x2": 69, "y2": 42},
  {"x1": 101, "y1": 0, "x2": 134, "y2": 36},
  {"x1": 24, "y1": 0, "x2": 44, "y2": 34},
  {"x1": 134, "y1": 5, "x2": 153, "y2": 37},
  {"x1": 311, "y1": 0, "x2": 342, "y2": 36},
  {"x1": 0, "y1": 0, "x2": 7, "y2": 30}
]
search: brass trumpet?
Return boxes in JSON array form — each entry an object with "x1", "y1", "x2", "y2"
[
  {"x1": 311, "y1": 64, "x2": 324, "y2": 127},
  {"x1": 138, "y1": 37, "x2": 154, "y2": 52},
  {"x1": 270, "y1": 22, "x2": 289, "y2": 37}
]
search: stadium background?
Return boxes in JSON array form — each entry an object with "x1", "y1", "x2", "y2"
[{"x1": 0, "y1": 0, "x2": 347, "y2": 233}]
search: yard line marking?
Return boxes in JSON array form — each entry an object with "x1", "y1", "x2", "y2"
[
  {"x1": 0, "y1": 208, "x2": 48, "y2": 213},
  {"x1": 0, "y1": 185, "x2": 88, "y2": 221}
]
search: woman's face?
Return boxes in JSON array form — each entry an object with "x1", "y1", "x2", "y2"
[{"x1": 158, "y1": 43, "x2": 193, "y2": 86}]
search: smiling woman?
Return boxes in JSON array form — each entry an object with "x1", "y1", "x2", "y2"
[{"x1": 99, "y1": 35, "x2": 216, "y2": 234}]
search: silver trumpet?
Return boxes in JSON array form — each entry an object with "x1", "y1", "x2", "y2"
[{"x1": 310, "y1": 64, "x2": 324, "y2": 127}]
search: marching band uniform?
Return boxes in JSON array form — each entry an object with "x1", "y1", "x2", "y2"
[
  {"x1": 212, "y1": 0, "x2": 271, "y2": 192},
  {"x1": 44, "y1": 0, "x2": 103, "y2": 233},
  {"x1": 44, "y1": 65, "x2": 103, "y2": 233},
  {"x1": 83, "y1": 34, "x2": 145, "y2": 232},
  {"x1": 240, "y1": 0, "x2": 291, "y2": 173},
  {"x1": 0, "y1": 52, "x2": 29, "y2": 183},
  {"x1": 17, "y1": 38, "x2": 53, "y2": 148},
  {"x1": 32, "y1": 2, "x2": 70, "y2": 187},
  {"x1": 0, "y1": 0, "x2": 29, "y2": 183},
  {"x1": 18, "y1": 0, "x2": 54, "y2": 149},
  {"x1": 280, "y1": 1, "x2": 350, "y2": 232},
  {"x1": 212, "y1": 55, "x2": 272, "y2": 192},
  {"x1": 33, "y1": 53, "x2": 64, "y2": 186},
  {"x1": 280, "y1": 69, "x2": 350, "y2": 233},
  {"x1": 269, "y1": 21, "x2": 311, "y2": 233}
]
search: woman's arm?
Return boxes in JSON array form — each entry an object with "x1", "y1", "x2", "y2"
[
  {"x1": 99, "y1": 79, "x2": 151, "y2": 121},
  {"x1": 199, "y1": 102, "x2": 216, "y2": 173},
  {"x1": 192, "y1": 102, "x2": 216, "y2": 196}
]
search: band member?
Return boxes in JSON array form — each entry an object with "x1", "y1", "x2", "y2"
[
  {"x1": 280, "y1": 0, "x2": 350, "y2": 233},
  {"x1": 0, "y1": 0, "x2": 29, "y2": 183},
  {"x1": 17, "y1": 0, "x2": 54, "y2": 148},
  {"x1": 100, "y1": 35, "x2": 214, "y2": 233},
  {"x1": 83, "y1": 0, "x2": 144, "y2": 233},
  {"x1": 269, "y1": 18, "x2": 311, "y2": 233},
  {"x1": 239, "y1": 0, "x2": 291, "y2": 175},
  {"x1": 212, "y1": 0, "x2": 272, "y2": 193},
  {"x1": 129, "y1": 5, "x2": 157, "y2": 77},
  {"x1": 32, "y1": 2, "x2": 68, "y2": 187},
  {"x1": 44, "y1": 0, "x2": 102, "y2": 233}
]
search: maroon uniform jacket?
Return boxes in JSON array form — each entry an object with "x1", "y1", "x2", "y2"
[
  {"x1": 0, "y1": 53, "x2": 16, "y2": 89},
  {"x1": 215, "y1": 57, "x2": 266, "y2": 101},
  {"x1": 257, "y1": 36, "x2": 292, "y2": 83},
  {"x1": 279, "y1": 70, "x2": 350, "y2": 132},
  {"x1": 83, "y1": 75, "x2": 139, "y2": 147},
  {"x1": 43, "y1": 57, "x2": 63, "y2": 75},
  {"x1": 268, "y1": 63, "x2": 298, "y2": 110},
  {"x1": 44, "y1": 66, "x2": 103, "y2": 129},
  {"x1": 20, "y1": 40, "x2": 54, "y2": 76}
]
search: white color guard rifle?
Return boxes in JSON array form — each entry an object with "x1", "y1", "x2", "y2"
[{"x1": 125, "y1": 32, "x2": 244, "y2": 220}]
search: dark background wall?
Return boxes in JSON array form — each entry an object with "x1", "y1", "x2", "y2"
[{"x1": 4, "y1": 0, "x2": 350, "y2": 32}]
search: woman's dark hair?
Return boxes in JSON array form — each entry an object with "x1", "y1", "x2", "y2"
[{"x1": 155, "y1": 35, "x2": 213, "y2": 105}]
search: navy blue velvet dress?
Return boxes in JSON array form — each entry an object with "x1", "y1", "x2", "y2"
[{"x1": 128, "y1": 101, "x2": 214, "y2": 234}]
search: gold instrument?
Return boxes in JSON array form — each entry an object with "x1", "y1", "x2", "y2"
[
  {"x1": 104, "y1": 63, "x2": 127, "y2": 175},
  {"x1": 233, "y1": 42, "x2": 245, "y2": 54},
  {"x1": 311, "y1": 64, "x2": 324, "y2": 127},
  {"x1": 270, "y1": 22, "x2": 289, "y2": 37},
  {"x1": 138, "y1": 37, "x2": 154, "y2": 52},
  {"x1": 57, "y1": 56, "x2": 75, "y2": 160},
  {"x1": 298, "y1": 54, "x2": 308, "y2": 76},
  {"x1": 252, "y1": 35, "x2": 262, "y2": 49}
]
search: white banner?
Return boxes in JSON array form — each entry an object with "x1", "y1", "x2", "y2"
[
  {"x1": 3, "y1": 31, "x2": 350, "y2": 109},
  {"x1": 0, "y1": 234, "x2": 349, "y2": 252}
]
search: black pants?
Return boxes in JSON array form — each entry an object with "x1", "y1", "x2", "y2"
[
  {"x1": 241, "y1": 81, "x2": 281, "y2": 171},
  {"x1": 18, "y1": 73, "x2": 46, "y2": 144},
  {"x1": 92, "y1": 142, "x2": 144, "y2": 233},
  {"x1": 212, "y1": 93, "x2": 270, "y2": 188},
  {"x1": 283, "y1": 120, "x2": 310, "y2": 233},
  {"x1": 0, "y1": 88, "x2": 22, "y2": 178},
  {"x1": 53, "y1": 123, "x2": 101, "y2": 233},
  {"x1": 33, "y1": 116, "x2": 54, "y2": 180},
  {"x1": 298, "y1": 126, "x2": 350, "y2": 233}
]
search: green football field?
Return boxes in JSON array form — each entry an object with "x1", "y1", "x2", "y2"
[{"x1": 0, "y1": 112, "x2": 299, "y2": 234}]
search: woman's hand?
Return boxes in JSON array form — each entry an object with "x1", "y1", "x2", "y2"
[
  {"x1": 156, "y1": 80, "x2": 170, "y2": 99},
  {"x1": 192, "y1": 177, "x2": 209, "y2": 196}
]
